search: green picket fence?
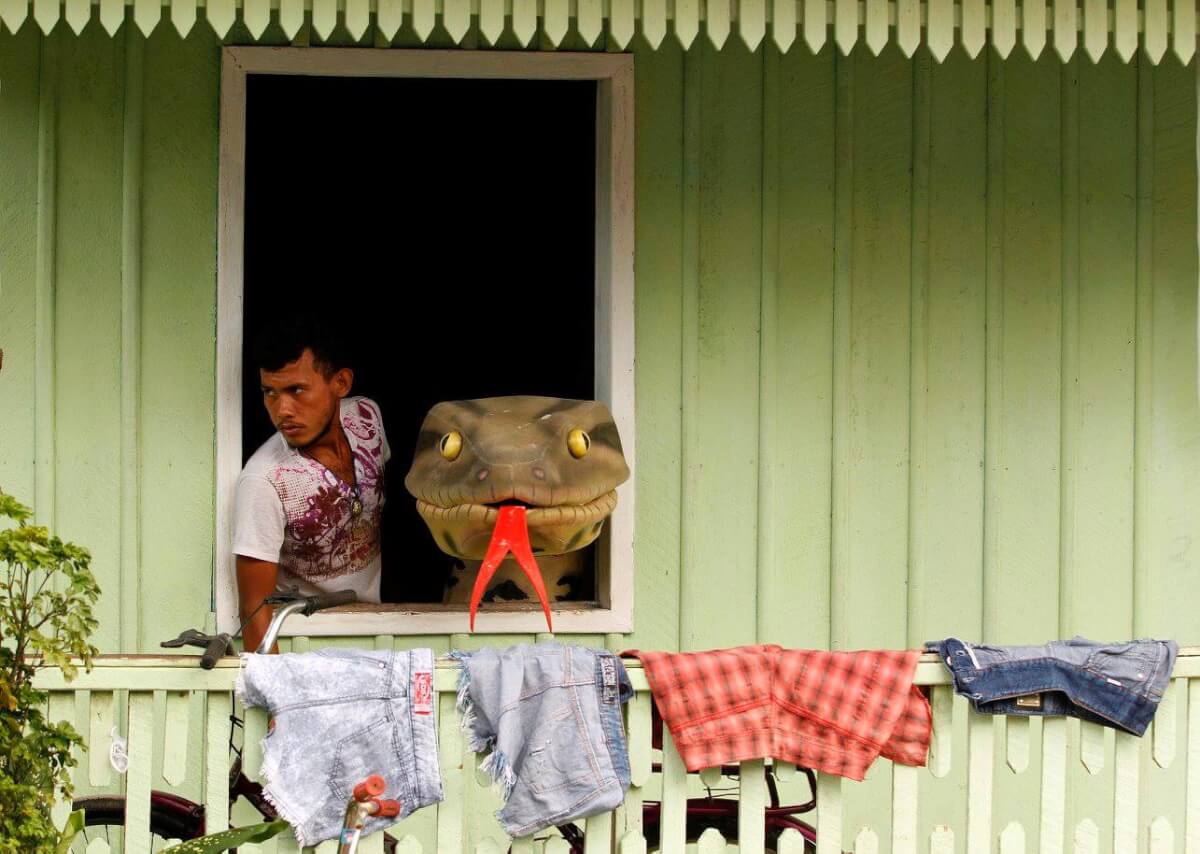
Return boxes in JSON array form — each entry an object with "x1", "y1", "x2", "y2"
[{"x1": 34, "y1": 651, "x2": 1200, "y2": 854}]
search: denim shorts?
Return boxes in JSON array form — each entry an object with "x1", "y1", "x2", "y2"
[
  {"x1": 237, "y1": 647, "x2": 443, "y2": 846},
  {"x1": 453, "y1": 643, "x2": 633, "y2": 837},
  {"x1": 928, "y1": 636, "x2": 1178, "y2": 736}
]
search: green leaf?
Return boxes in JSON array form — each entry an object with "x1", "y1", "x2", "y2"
[
  {"x1": 159, "y1": 820, "x2": 292, "y2": 853},
  {"x1": 53, "y1": 809, "x2": 85, "y2": 854}
]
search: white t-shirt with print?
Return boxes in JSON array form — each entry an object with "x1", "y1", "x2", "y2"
[{"x1": 233, "y1": 396, "x2": 391, "y2": 604}]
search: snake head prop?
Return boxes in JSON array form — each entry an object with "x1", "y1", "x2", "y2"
[{"x1": 404, "y1": 396, "x2": 630, "y2": 631}]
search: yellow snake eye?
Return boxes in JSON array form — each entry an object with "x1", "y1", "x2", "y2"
[
  {"x1": 567, "y1": 428, "x2": 591, "y2": 459},
  {"x1": 439, "y1": 431, "x2": 463, "y2": 461}
]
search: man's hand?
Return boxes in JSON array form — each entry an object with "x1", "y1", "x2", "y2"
[{"x1": 237, "y1": 556, "x2": 280, "y2": 655}]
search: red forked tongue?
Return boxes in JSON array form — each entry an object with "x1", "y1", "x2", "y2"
[{"x1": 468, "y1": 506, "x2": 553, "y2": 632}]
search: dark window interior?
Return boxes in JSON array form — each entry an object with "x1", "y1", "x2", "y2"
[{"x1": 242, "y1": 74, "x2": 597, "y2": 604}]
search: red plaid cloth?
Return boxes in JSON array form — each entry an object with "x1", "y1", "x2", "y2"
[{"x1": 628, "y1": 645, "x2": 930, "y2": 781}]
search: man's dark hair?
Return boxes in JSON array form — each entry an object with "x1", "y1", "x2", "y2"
[{"x1": 252, "y1": 314, "x2": 351, "y2": 377}]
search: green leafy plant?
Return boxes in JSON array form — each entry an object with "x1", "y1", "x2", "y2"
[
  {"x1": 159, "y1": 819, "x2": 291, "y2": 853},
  {"x1": 0, "y1": 492, "x2": 100, "y2": 853}
]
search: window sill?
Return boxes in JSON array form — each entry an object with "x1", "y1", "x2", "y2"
[{"x1": 272, "y1": 601, "x2": 631, "y2": 636}]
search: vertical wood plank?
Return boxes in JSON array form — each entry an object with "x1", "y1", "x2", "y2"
[
  {"x1": 585, "y1": 811, "x2": 613, "y2": 854},
  {"x1": 816, "y1": 774, "x2": 843, "y2": 854},
  {"x1": 1053, "y1": 0, "x2": 1076, "y2": 60},
  {"x1": 1040, "y1": 717, "x2": 1067, "y2": 854},
  {"x1": 375, "y1": 0, "x2": 403, "y2": 39},
  {"x1": 1155, "y1": 679, "x2": 1180, "y2": 768},
  {"x1": 854, "y1": 828, "x2": 879, "y2": 854},
  {"x1": 675, "y1": 0, "x2": 700, "y2": 47},
  {"x1": 926, "y1": 0, "x2": 953, "y2": 61},
  {"x1": 660, "y1": 729, "x2": 688, "y2": 854},
  {"x1": 929, "y1": 685, "x2": 954, "y2": 777},
  {"x1": 896, "y1": 0, "x2": 919, "y2": 55},
  {"x1": 803, "y1": 0, "x2": 826, "y2": 52},
  {"x1": 962, "y1": 0, "x2": 985, "y2": 56},
  {"x1": 1006, "y1": 717, "x2": 1030, "y2": 773},
  {"x1": 1080, "y1": 722, "x2": 1106, "y2": 774},
  {"x1": 162, "y1": 690, "x2": 190, "y2": 786},
  {"x1": 967, "y1": 716, "x2": 995, "y2": 853},
  {"x1": 1073, "y1": 818, "x2": 1099, "y2": 854},
  {"x1": 437, "y1": 689, "x2": 464, "y2": 853},
  {"x1": 170, "y1": 0, "x2": 196, "y2": 35},
  {"x1": 206, "y1": 692, "x2": 231, "y2": 836},
  {"x1": 1173, "y1": 0, "x2": 1196, "y2": 63},
  {"x1": 512, "y1": 0, "x2": 537, "y2": 44},
  {"x1": 243, "y1": 706, "x2": 268, "y2": 778},
  {"x1": 578, "y1": 0, "x2": 603, "y2": 44},
  {"x1": 696, "y1": 829, "x2": 726, "y2": 853},
  {"x1": 930, "y1": 826, "x2": 954, "y2": 853},
  {"x1": 778, "y1": 829, "x2": 808, "y2": 854},
  {"x1": 757, "y1": 37, "x2": 836, "y2": 650},
  {"x1": 1000, "y1": 822, "x2": 1026, "y2": 854},
  {"x1": 125, "y1": 691, "x2": 154, "y2": 854},
  {"x1": 411, "y1": 0, "x2": 435, "y2": 40},
  {"x1": 1144, "y1": 0, "x2": 1168, "y2": 63},
  {"x1": 90, "y1": 690, "x2": 115, "y2": 786},
  {"x1": 738, "y1": 760, "x2": 766, "y2": 853},
  {"x1": 1083, "y1": 0, "x2": 1107, "y2": 62},
  {"x1": 642, "y1": 0, "x2": 667, "y2": 46},
  {"x1": 1114, "y1": 0, "x2": 1137, "y2": 60},
  {"x1": 1113, "y1": 732, "x2": 1139, "y2": 853},
  {"x1": 1151, "y1": 817, "x2": 1175, "y2": 854},
  {"x1": 1188, "y1": 679, "x2": 1200, "y2": 854},
  {"x1": 47, "y1": 692, "x2": 77, "y2": 830},
  {"x1": 834, "y1": 0, "x2": 857, "y2": 54},
  {"x1": 865, "y1": 0, "x2": 886, "y2": 54},
  {"x1": 1023, "y1": 0, "x2": 1047, "y2": 58},
  {"x1": 679, "y1": 41, "x2": 762, "y2": 653},
  {"x1": 992, "y1": 0, "x2": 1017, "y2": 57},
  {"x1": 738, "y1": 0, "x2": 766, "y2": 49},
  {"x1": 892, "y1": 764, "x2": 919, "y2": 854},
  {"x1": 618, "y1": 833, "x2": 647, "y2": 854},
  {"x1": 64, "y1": 0, "x2": 89, "y2": 32},
  {"x1": 771, "y1": 0, "x2": 795, "y2": 50}
]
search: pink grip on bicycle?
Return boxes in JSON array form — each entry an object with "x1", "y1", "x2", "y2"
[
  {"x1": 374, "y1": 798, "x2": 401, "y2": 818},
  {"x1": 353, "y1": 775, "x2": 386, "y2": 802}
]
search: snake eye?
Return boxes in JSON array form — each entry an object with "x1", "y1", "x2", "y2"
[
  {"x1": 567, "y1": 428, "x2": 591, "y2": 459},
  {"x1": 439, "y1": 431, "x2": 463, "y2": 461}
]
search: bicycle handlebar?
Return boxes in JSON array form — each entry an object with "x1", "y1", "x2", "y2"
[
  {"x1": 304, "y1": 589, "x2": 358, "y2": 614},
  {"x1": 201, "y1": 634, "x2": 232, "y2": 669}
]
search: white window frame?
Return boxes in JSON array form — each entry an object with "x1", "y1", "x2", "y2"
[{"x1": 215, "y1": 47, "x2": 635, "y2": 636}]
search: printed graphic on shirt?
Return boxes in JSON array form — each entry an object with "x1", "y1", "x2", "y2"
[{"x1": 272, "y1": 399, "x2": 387, "y2": 583}]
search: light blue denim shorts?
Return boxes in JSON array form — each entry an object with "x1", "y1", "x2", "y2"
[
  {"x1": 453, "y1": 643, "x2": 633, "y2": 837},
  {"x1": 237, "y1": 647, "x2": 443, "y2": 846}
]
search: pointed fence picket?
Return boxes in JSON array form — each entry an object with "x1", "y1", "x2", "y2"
[{"x1": 33, "y1": 649, "x2": 1200, "y2": 854}]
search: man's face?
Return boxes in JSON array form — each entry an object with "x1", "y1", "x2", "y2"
[{"x1": 260, "y1": 349, "x2": 353, "y2": 448}]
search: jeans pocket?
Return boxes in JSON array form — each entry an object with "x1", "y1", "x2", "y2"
[
  {"x1": 329, "y1": 716, "x2": 405, "y2": 802},
  {"x1": 1084, "y1": 644, "x2": 1159, "y2": 688},
  {"x1": 529, "y1": 702, "x2": 596, "y2": 794}
]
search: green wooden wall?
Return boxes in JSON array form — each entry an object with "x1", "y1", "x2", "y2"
[{"x1": 0, "y1": 27, "x2": 1197, "y2": 664}]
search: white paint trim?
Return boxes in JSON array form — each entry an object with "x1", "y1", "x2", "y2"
[{"x1": 216, "y1": 47, "x2": 636, "y2": 636}]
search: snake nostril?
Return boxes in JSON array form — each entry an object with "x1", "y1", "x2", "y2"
[
  {"x1": 532, "y1": 467, "x2": 546, "y2": 480},
  {"x1": 476, "y1": 468, "x2": 489, "y2": 481}
]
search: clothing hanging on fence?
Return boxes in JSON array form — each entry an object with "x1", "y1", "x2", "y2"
[
  {"x1": 452, "y1": 643, "x2": 634, "y2": 837},
  {"x1": 626, "y1": 645, "x2": 931, "y2": 782},
  {"x1": 927, "y1": 636, "x2": 1178, "y2": 736},
  {"x1": 236, "y1": 647, "x2": 444, "y2": 847}
]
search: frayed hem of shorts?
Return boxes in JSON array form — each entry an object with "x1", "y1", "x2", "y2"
[
  {"x1": 448, "y1": 650, "x2": 493, "y2": 754},
  {"x1": 255, "y1": 751, "x2": 319, "y2": 847},
  {"x1": 449, "y1": 650, "x2": 513, "y2": 800},
  {"x1": 479, "y1": 749, "x2": 517, "y2": 802}
]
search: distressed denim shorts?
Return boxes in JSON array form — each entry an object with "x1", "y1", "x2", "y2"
[
  {"x1": 237, "y1": 647, "x2": 444, "y2": 847},
  {"x1": 928, "y1": 636, "x2": 1178, "y2": 736},
  {"x1": 453, "y1": 643, "x2": 633, "y2": 837}
]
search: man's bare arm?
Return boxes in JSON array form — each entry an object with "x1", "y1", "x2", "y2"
[{"x1": 236, "y1": 556, "x2": 279, "y2": 655}]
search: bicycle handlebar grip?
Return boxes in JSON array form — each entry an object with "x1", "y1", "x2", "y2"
[
  {"x1": 374, "y1": 799, "x2": 401, "y2": 818},
  {"x1": 201, "y1": 634, "x2": 231, "y2": 670},
  {"x1": 306, "y1": 589, "x2": 358, "y2": 613},
  {"x1": 353, "y1": 775, "x2": 385, "y2": 801}
]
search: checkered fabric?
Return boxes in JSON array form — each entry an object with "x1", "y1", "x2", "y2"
[{"x1": 628, "y1": 645, "x2": 930, "y2": 781}]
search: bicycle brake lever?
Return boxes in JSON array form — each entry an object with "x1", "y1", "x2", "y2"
[{"x1": 160, "y1": 628, "x2": 215, "y2": 650}]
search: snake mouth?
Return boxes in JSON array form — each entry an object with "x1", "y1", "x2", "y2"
[{"x1": 415, "y1": 490, "x2": 618, "y2": 528}]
